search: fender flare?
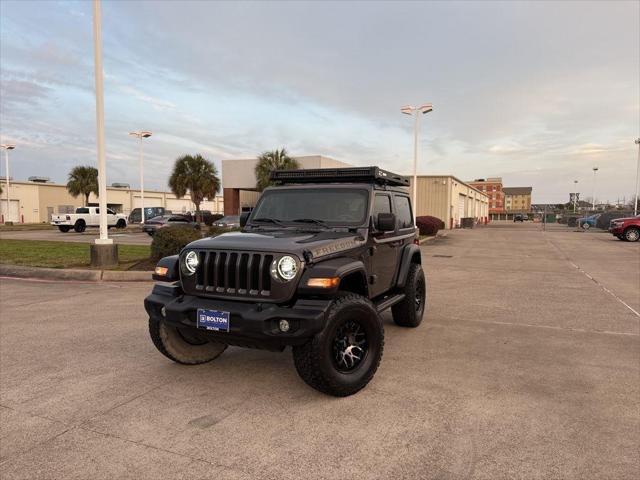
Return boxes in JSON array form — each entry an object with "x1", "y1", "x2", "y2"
[
  {"x1": 152, "y1": 255, "x2": 180, "y2": 282},
  {"x1": 298, "y1": 258, "x2": 368, "y2": 296},
  {"x1": 395, "y1": 244, "x2": 422, "y2": 288}
]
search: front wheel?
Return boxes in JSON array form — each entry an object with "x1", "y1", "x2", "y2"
[
  {"x1": 148, "y1": 317, "x2": 227, "y2": 365},
  {"x1": 581, "y1": 222, "x2": 590, "y2": 230},
  {"x1": 392, "y1": 263, "x2": 426, "y2": 327},
  {"x1": 292, "y1": 293, "x2": 384, "y2": 397},
  {"x1": 116, "y1": 219, "x2": 126, "y2": 229},
  {"x1": 624, "y1": 227, "x2": 640, "y2": 242}
]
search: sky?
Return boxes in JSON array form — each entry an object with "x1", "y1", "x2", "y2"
[{"x1": 0, "y1": 0, "x2": 638, "y2": 203}]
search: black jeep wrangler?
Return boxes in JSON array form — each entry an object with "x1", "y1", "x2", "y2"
[{"x1": 145, "y1": 167, "x2": 426, "y2": 396}]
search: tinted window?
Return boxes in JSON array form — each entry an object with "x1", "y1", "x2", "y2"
[
  {"x1": 107, "y1": 209, "x2": 115, "y2": 215},
  {"x1": 76, "y1": 207, "x2": 89, "y2": 214},
  {"x1": 252, "y1": 189, "x2": 369, "y2": 226},
  {"x1": 373, "y1": 194, "x2": 391, "y2": 225},
  {"x1": 393, "y1": 195, "x2": 413, "y2": 229}
]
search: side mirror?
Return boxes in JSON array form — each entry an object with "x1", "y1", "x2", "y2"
[
  {"x1": 240, "y1": 212, "x2": 250, "y2": 227},
  {"x1": 377, "y1": 213, "x2": 396, "y2": 232}
]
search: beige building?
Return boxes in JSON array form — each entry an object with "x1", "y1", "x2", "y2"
[
  {"x1": 222, "y1": 155, "x2": 352, "y2": 215},
  {"x1": 503, "y1": 187, "x2": 533, "y2": 213},
  {"x1": 0, "y1": 179, "x2": 223, "y2": 224},
  {"x1": 413, "y1": 175, "x2": 489, "y2": 229}
]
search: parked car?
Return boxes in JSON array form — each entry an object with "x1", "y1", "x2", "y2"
[
  {"x1": 514, "y1": 214, "x2": 524, "y2": 222},
  {"x1": 182, "y1": 211, "x2": 224, "y2": 226},
  {"x1": 596, "y1": 211, "x2": 634, "y2": 230},
  {"x1": 577, "y1": 213, "x2": 601, "y2": 229},
  {"x1": 609, "y1": 216, "x2": 640, "y2": 242},
  {"x1": 129, "y1": 207, "x2": 166, "y2": 224},
  {"x1": 213, "y1": 215, "x2": 240, "y2": 228},
  {"x1": 51, "y1": 207, "x2": 127, "y2": 232},
  {"x1": 146, "y1": 166, "x2": 424, "y2": 397},
  {"x1": 142, "y1": 215, "x2": 201, "y2": 236}
]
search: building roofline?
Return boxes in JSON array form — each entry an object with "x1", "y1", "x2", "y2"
[{"x1": 416, "y1": 174, "x2": 489, "y2": 197}]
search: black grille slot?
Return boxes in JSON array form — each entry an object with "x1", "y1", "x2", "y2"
[{"x1": 196, "y1": 250, "x2": 273, "y2": 297}]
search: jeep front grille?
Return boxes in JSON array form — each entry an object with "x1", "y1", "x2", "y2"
[{"x1": 194, "y1": 251, "x2": 274, "y2": 297}]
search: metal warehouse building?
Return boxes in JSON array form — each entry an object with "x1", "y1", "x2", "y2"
[
  {"x1": 413, "y1": 175, "x2": 489, "y2": 229},
  {"x1": 0, "y1": 180, "x2": 223, "y2": 224}
]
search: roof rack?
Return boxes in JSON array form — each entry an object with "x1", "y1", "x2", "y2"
[{"x1": 270, "y1": 166, "x2": 410, "y2": 187}]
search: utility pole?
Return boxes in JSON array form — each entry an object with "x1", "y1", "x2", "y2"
[
  {"x1": 634, "y1": 138, "x2": 639, "y2": 216},
  {"x1": 0, "y1": 144, "x2": 15, "y2": 223},
  {"x1": 90, "y1": 0, "x2": 117, "y2": 266},
  {"x1": 591, "y1": 167, "x2": 598, "y2": 211}
]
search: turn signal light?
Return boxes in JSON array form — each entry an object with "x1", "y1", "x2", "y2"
[
  {"x1": 154, "y1": 266, "x2": 169, "y2": 277},
  {"x1": 306, "y1": 277, "x2": 340, "y2": 288}
]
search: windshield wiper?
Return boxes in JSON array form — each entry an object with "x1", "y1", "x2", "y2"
[
  {"x1": 250, "y1": 217, "x2": 286, "y2": 227},
  {"x1": 291, "y1": 218, "x2": 329, "y2": 228}
]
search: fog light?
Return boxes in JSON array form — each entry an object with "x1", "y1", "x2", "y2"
[
  {"x1": 279, "y1": 319, "x2": 290, "y2": 332},
  {"x1": 160, "y1": 306, "x2": 167, "y2": 317}
]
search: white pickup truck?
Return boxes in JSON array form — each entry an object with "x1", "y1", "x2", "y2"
[{"x1": 51, "y1": 207, "x2": 128, "y2": 233}]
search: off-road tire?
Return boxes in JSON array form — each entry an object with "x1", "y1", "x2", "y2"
[
  {"x1": 116, "y1": 219, "x2": 126, "y2": 229},
  {"x1": 624, "y1": 227, "x2": 640, "y2": 242},
  {"x1": 292, "y1": 293, "x2": 384, "y2": 397},
  {"x1": 392, "y1": 263, "x2": 426, "y2": 328},
  {"x1": 58, "y1": 226, "x2": 71, "y2": 233},
  {"x1": 148, "y1": 317, "x2": 227, "y2": 365},
  {"x1": 73, "y1": 220, "x2": 86, "y2": 233}
]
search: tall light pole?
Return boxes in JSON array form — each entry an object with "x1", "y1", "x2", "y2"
[
  {"x1": 573, "y1": 179, "x2": 578, "y2": 213},
  {"x1": 401, "y1": 103, "x2": 433, "y2": 224},
  {"x1": 591, "y1": 167, "x2": 598, "y2": 211},
  {"x1": 129, "y1": 131, "x2": 152, "y2": 223},
  {"x1": 634, "y1": 138, "x2": 639, "y2": 216},
  {"x1": 0, "y1": 144, "x2": 16, "y2": 223}
]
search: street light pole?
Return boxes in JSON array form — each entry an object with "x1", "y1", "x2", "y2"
[
  {"x1": 401, "y1": 103, "x2": 433, "y2": 225},
  {"x1": 92, "y1": 0, "x2": 110, "y2": 244},
  {"x1": 129, "y1": 131, "x2": 152, "y2": 223},
  {"x1": 573, "y1": 179, "x2": 578, "y2": 213},
  {"x1": 0, "y1": 144, "x2": 16, "y2": 223},
  {"x1": 634, "y1": 138, "x2": 640, "y2": 216},
  {"x1": 592, "y1": 167, "x2": 598, "y2": 211}
]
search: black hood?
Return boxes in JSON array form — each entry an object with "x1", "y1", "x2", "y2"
[{"x1": 187, "y1": 229, "x2": 366, "y2": 262}]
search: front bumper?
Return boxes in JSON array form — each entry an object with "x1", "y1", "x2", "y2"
[
  {"x1": 609, "y1": 225, "x2": 624, "y2": 235},
  {"x1": 144, "y1": 283, "x2": 331, "y2": 351}
]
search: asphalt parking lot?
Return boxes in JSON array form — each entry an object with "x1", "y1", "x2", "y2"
[
  {"x1": 1, "y1": 223, "x2": 638, "y2": 479},
  {"x1": 0, "y1": 228, "x2": 152, "y2": 245}
]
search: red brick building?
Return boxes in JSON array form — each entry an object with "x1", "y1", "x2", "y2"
[{"x1": 467, "y1": 178, "x2": 505, "y2": 216}]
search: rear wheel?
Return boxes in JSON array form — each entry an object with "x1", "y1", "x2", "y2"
[
  {"x1": 292, "y1": 293, "x2": 384, "y2": 397},
  {"x1": 624, "y1": 227, "x2": 639, "y2": 242},
  {"x1": 58, "y1": 226, "x2": 71, "y2": 233},
  {"x1": 392, "y1": 263, "x2": 426, "y2": 328},
  {"x1": 73, "y1": 220, "x2": 86, "y2": 233},
  {"x1": 149, "y1": 317, "x2": 227, "y2": 365}
]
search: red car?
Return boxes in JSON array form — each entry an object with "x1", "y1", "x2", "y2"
[{"x1": 609, "y1": 216, "x2": 640, "y2": 242}]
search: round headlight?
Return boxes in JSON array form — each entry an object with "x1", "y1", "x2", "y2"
[
  {"x1": 275, "y1": 255, "x2": 298, "y2": 281},
  {"x1": 183, "y1": 251, "x2": 199, "y2": 275}
]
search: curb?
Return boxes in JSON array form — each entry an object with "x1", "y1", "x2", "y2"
[
  {"x1": 0, "y1": 264, "x2": 152, "y2": 282},
  {"x1": 419, "y1": 232, "x2": 447, "y2": 245}
]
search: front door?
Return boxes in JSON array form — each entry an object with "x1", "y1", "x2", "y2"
[{"x1": 369, "y1": 193, "x2": 398, "y2": 297}]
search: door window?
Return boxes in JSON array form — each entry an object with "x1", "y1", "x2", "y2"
[
  {"x1": 372, "y1": 194, "x2": 392, "y2": 227},
  {"x1": 393, "y1": 195, "x2": 413, "y2": 229}
]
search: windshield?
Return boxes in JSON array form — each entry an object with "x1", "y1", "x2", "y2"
[{"x1": 250, "y1": 188, "x2": 369, "y2": 226}]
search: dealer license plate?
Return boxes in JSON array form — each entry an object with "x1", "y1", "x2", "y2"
[{"x1": 197, "y1": 309, "x2": 230, "y2": 332}]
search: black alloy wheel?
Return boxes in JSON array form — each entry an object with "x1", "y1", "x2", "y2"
[{"x1": 332, "y1": 319, "x2": 368, "y2": 373}]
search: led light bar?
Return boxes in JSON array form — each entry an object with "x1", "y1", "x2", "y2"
[{"x1": 270, "y1": 166, "x2": 409, "y2": 187}]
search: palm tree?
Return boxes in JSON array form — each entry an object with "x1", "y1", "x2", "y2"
[
  {"x1": 169, "y1": 154, "x2": 220, "y2": 222},
  {"x1": 67, "y1": 166, "x2": 99, "y2": 206},
  {"x1": 254, "y1": 148, "x2": 299, "y2": 191}
]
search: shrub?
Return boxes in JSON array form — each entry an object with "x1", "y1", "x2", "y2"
[
  {"x1": 416, "y1": 216, "x2": 445, "y2": 236},
  {"x1": 150, "y1": 226, "x2": 202, "y2": 261}
]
